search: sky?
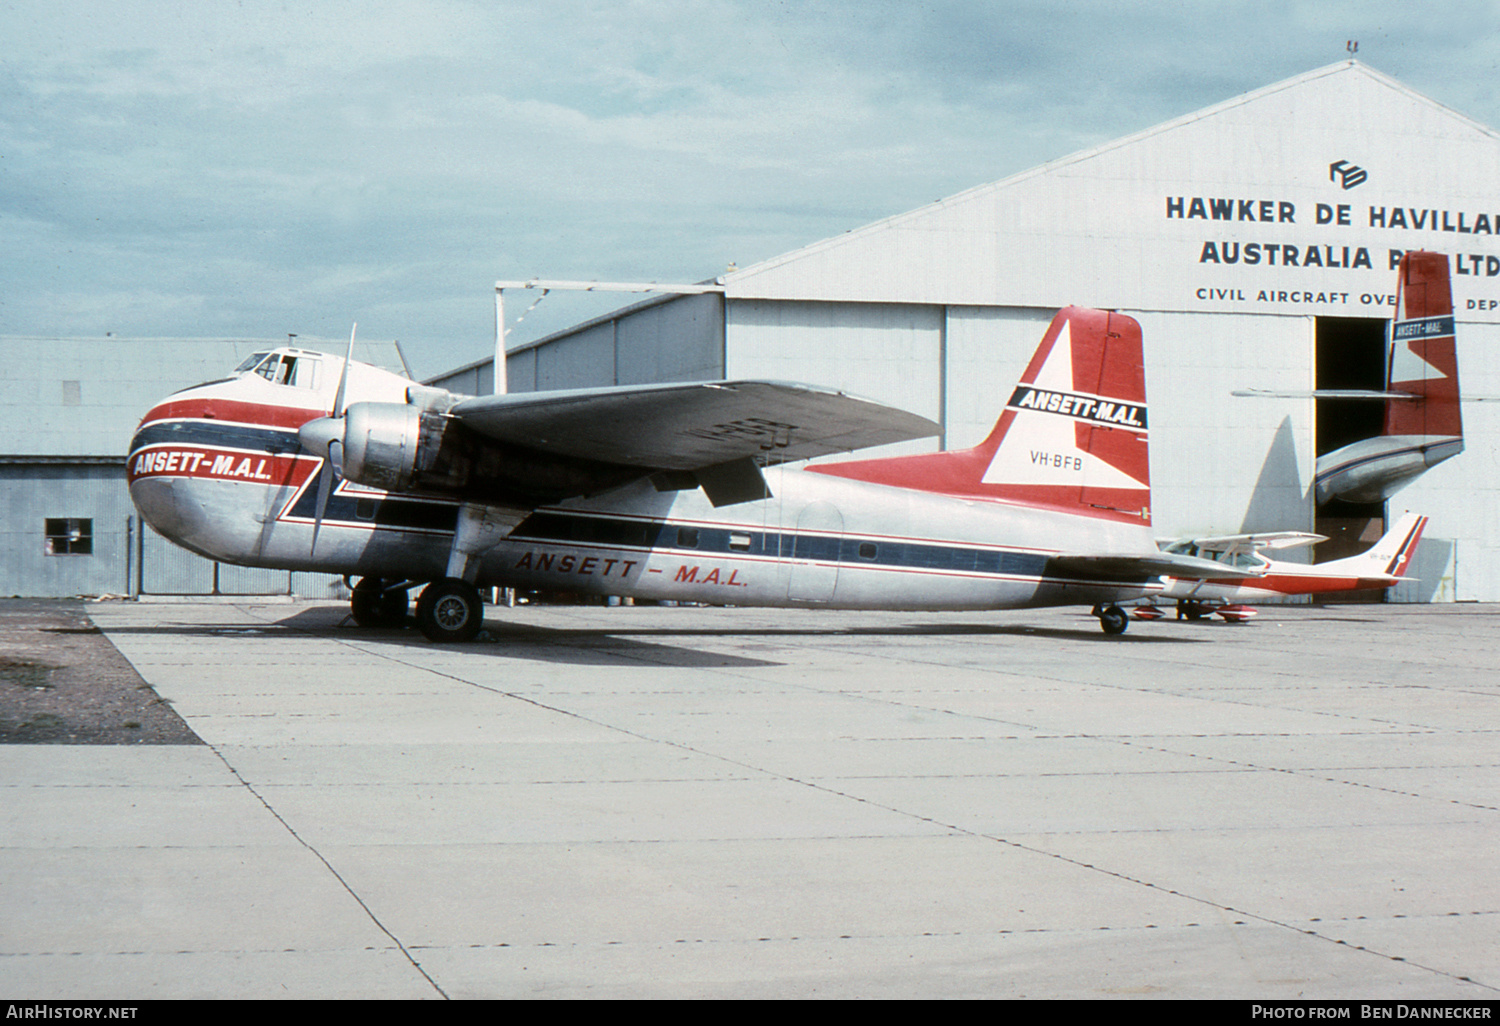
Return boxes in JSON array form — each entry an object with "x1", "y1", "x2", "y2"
[{"x1": 4, "y1": 1, "x2": 1500, "y2": 381}]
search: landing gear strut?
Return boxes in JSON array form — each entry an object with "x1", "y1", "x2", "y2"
[
  {"x1": 416, "y1": 578, "x2": 485, "y2": 643},
  {"x1": 350, "y1": 578, "x2": 410, "y2": 628},
  {"x1": 1093, "y1": 604, "x2": 1129, "y2": 635}
]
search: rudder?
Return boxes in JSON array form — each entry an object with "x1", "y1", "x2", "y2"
[
  {"x1": 1386, "y1": 251, "x2": 1461, "y2": 440},
  {"x1": 809, "y1": 307, "x2": 1152, "y2": 525}
]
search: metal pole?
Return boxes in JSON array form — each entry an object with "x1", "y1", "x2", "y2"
[
  {"x1": 124, "y1": 516, "x2": 133, "y2": 598},
  {"x1": 494, "y1": 289, "x2": 508, "y2": 396},
  {"x1": 135, "y1": 519, "x2": 145, "y2": 597}
]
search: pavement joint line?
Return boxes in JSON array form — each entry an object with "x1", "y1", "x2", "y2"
[
  {"x1": 87, "y1": 601, "x2": 1500, "y2": 995},
  {"x1": 286, "y1": 617, "x2": 1500, "y2": 995},
  {"x1": 197, "y1": 738, "x2": 452, "y2": 1000}
]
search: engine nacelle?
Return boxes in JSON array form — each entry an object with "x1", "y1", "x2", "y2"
[
  {"x1": 333, "y1": 392, "x2": 646, "y2": 507},
  {"x1": 342, "y1": 402, "x2": 425, "y2": 493}
]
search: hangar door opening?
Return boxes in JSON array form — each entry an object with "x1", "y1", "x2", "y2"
[{"x1": 1314, "y1": 316, "x2": 1387, "y2": 600}]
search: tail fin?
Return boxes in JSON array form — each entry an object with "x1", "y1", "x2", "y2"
[
  {"x1": 1376, "y1": 512, "x2": 1427, "y2": 578},
  {"x1": 1386, "y1": 251, "x2": 1462, "y2": 439},
  {"x1": 1322, "y1": 512, "x2": 1428, "y2": 578},
  {"x1": 808, "y1": 306, "x2": 1152, "y2": 525}
]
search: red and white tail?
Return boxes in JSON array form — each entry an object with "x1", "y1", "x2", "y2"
[
  {"x1": 1319, "y1": 512, "x2": 1428, "y2": 580},
  {"x1": 1386, "y1": 251, "x2": 1461, "y2": 439},
  {"x1": 809, "y1": 306, "x2": 1152, "y2": 524}
]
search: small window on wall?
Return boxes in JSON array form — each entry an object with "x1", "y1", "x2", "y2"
[{"x1": 45, "y1": 518, "x2": 92, "y2": 555}]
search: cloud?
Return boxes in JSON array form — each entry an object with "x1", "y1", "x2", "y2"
[{"x1": 2, "y1": 0, "x2": 1499, "y2": 378}]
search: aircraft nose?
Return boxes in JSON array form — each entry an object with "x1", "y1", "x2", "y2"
[{"x1": 129, "y1": 473, "x2": 209, "y2": 546}]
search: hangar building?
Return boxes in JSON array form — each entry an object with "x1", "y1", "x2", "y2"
[
  {"x1": 0, "y1": 336, "x2": 408, "y2": 598},
  {"x1": 436, "y1": 61, "x2": 1500, "y2": 603}
]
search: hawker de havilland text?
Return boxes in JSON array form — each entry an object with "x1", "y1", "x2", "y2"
[{"x1": 128, "y1": 304, "x2": 1262, "y2": 640}]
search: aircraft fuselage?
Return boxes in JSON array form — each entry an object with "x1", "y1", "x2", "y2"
[{"x1": 128, "y1": 372, "x2": 1160, "y2": 614}]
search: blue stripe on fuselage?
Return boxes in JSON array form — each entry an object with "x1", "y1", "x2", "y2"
[
  {"x1": 509, "y1": 510, "x2": 1057, "y2": 581},
  {"x1": 129, "y1": 420, "x2": 299, "y2": 455}
]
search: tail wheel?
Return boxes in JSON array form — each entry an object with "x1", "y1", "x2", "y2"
[
  {"x1": 416, "y1": 579, "x2": 484, "y2": 643},
  {"x1": 1097, "y1": 605, "x2": 1129, "y2": 635},
  {"x1": 351, "y1": 578, "x2": 409, "y2": 628}
]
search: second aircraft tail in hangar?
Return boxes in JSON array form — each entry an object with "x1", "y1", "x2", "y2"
[
  {"x1": 1234, "y1": 251, "x2": 1465, "y2": 505},
  {"x1": 1316, "y1": 251, "x2": 1463, "y2": 504}
]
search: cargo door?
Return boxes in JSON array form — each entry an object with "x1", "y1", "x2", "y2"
[{"x1": 787, "y1": 501, "x2": 842, "y2": 603}]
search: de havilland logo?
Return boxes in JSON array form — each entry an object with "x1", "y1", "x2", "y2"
[{"x1": 1330, "y1": 159, "x2": 1368, "y2": 189}]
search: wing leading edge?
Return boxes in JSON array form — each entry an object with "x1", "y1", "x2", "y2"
[{"x1": 447, "y1": 379, "x2": 939, "y2": 470}]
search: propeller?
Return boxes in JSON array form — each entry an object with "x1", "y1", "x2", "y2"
[{"x1": 299, "y1": 324, "x2": 357, "y2": 554}]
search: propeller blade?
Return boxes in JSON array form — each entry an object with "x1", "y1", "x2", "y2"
[
  {"x1": 332, "y1": 323, "x2": 356, "y2": 418},
  {"x1": 307, "y1": 323, "x2": 357, "y2": 555},
  {"x1": 310, "y1": 439, "x2": 342, "y2": 556}
]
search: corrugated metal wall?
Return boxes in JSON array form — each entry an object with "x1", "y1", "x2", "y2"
[
  {"x1": 0, "y1": 466, "x2": 135, "y2": 597},
  {"x1": 501, "y1": 293, "x2": 725, "y2": 393},
  {"x1": 726, "y1": 299, "x2": 943, "y2": 460}
]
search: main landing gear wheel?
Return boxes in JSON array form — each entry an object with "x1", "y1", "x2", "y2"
[
  {"x1": 416, "y1": 578, "x2": 484, "y2": 643},
  {"x1": 350, "y1": 578, "x2": 410, "y2": 628},
  {"x1": 1094, "y1": 604, "x2": 1129, "y2": 635},
  {"x1": 1176, "y1": 600, "x2": 1210, "y2": 622}
]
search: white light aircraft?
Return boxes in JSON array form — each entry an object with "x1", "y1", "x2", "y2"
[
  {"x1": 1138, "y1": 512, "x2": 1428, "y2": 622},
  {"x1": 128, "y1": 305, "x2": 1253, "y2": 641}
]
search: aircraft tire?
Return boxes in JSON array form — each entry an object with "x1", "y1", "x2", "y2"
[
  {"x1": 416, "y1": 579, "x2": 484, "y2": 643},
  {"x1": 1177, "y1": 600, "x2": 1209, "y2": 622},
  {"x1": 351, "y1": 578, "x2": 410, "y2": 628},
  {"x1": 1097, "y1": 605, "x2": 1129, "y2": 635}
]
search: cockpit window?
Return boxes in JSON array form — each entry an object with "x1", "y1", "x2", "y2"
[
  {"x1": 236, "y1": 352, "x2": 272, "y2": 374},
  {"x1": 283, "y1": 355, "x2": 321, "y2": 388},
  {"x1": 243, "y1": 352, "x2": 322, "y2": 389}
]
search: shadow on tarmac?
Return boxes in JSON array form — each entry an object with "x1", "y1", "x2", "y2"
[{"x1": 99, "y1": 604, "x2": 1214, "y2": 669}]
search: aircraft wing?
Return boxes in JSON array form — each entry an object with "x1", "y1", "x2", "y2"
[
  {"x1": 1169, "y1": 530, "x2": 1327, "y2": 555},
  {"x1": 1232, "y1": 388, "x2": 1416, "y2": 400},
  {"x1": 1050, "y1": 552, "x2": 1265, "y2": 581},
  {"x1": 446, "y1": 380, "x2": 939, "y2": 470}
]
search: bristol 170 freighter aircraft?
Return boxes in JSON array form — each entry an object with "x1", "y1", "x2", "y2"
[{"x1": 128, "y1": 305, "x2": 1252, "y2": 642}]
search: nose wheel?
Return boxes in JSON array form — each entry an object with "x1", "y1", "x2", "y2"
[{"x1": 416, "y1": 578, "x2": 485, "y2": 643}]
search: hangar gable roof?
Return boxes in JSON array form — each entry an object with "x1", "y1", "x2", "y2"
[{"x1": 719, "y1": 62, "x2": 1500, "y2": 318}]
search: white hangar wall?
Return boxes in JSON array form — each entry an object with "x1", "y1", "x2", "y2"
[
  {"x1": 497, "y1": 61, "x2": 1500, "y2": 601},
  {"x1": 1385, "y1": 321, "x2": 1500, "y2": 602},
  {"x1": 1131, "y1": 310, "x2": 1315, "y2": 539}
]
